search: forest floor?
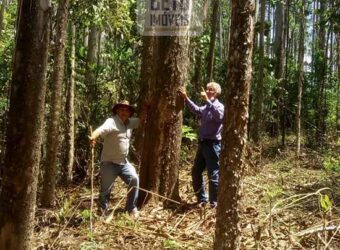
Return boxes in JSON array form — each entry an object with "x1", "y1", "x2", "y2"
[{"x1": 33, "y1": 137, "x2": 340, "y2": 249}]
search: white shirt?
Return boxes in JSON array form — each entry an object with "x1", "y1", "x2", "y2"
[{"x1": 96, "y1": 115, "x2": 139, "y2": 164}]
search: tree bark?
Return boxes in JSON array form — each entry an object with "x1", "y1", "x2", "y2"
[
  {"x1": 63, "y1": 23, "x2": 76, "y2": 183},
  {"x1": 41, "y1": 0, "x2": 70, "y2": 206},
  {"x1": 336, "y1": 35, "x2": 340, "y2": 132},
  {"x1": 311, "y1": 0, "x2": 317, "y2": 79},
  {"x1": 251, "y1": 0, "x2": 265, "y2": 142},
  {"x1": 0, "y1": 0, "x2": 50, "y2": 248},
  {"x1": 192, "y1": 45, "x2": 203, "y2": 89},
  {"x1": 96, "y1": 29, "x2": 102, "y2": 76},
  {"x1": 137, "y1": 36, "x2": 189, "y2": 207},
  {"x1": 266, "y1": 3, "x2": 271, "y2": 56},
  {"x1": 85, "y1": 24, "x2": 98, "y2": 123},
  {"x1": 219, "y1": 10, "x2": 223, "y2": 62},
  {"x1": 224, "y1": 3, "x2": 232, "y2": 61},
  {"x1": 207, "y1": 0, "x2": 220, "y2": 81},
  {"x1": 274, "y1": 0, "x2": 285, "y2": 139},
  {"x1": 296, "y1": 0, "x2": 306, "y2": 157},
  {"x1": 214, "y1": 0, "x2": 255, "y2": 249},
  {"x1": 315, "y1": 0, "x2": 326, "y2": 145},
  {"x1": 281, "y1": 0, "x2": 290, "y2": 147}
]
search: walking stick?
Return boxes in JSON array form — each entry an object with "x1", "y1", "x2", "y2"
[{"x1": 89, "y1": 126, "x2": 94, "y2": 234}]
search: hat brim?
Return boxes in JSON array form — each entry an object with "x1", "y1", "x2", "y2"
[{"x1": 112, "y1": 103, "x2": 135, "y2": 117}]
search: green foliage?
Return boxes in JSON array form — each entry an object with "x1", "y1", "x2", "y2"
[
  {"x1": 163, "y1": 239, "x2": 181, "y2": 249},
  {"x1": 114, "y1": 213, "x2": 137, "y2": 228},
  {"x1": 0, "y1": 1, "x2": 16, "y2": 118},
  {"x1": 80, "y1": 209, "x2": 91, "y2": 221},
  {"x1": 70, "y1": 0, "x2": 133, "y2": 35},
  {"x1": 181, "y1": 125, "x2": 197, "y2": 142},
  {"x1": 319, "y1": 194, "x2": 332, "y2": 213},
  {"x1": 55, "y1": 198, "x2": 73, "y2": 223},
  {"x1": 254, "y1": 21, "x2": 272, "y2": 36},
  {"x1": 79, "y1": 240, "x2": 104, "y2": 250},
  {"x1": 323, "y1": 155, "x2": 340, "y2": 173},
  {"x1": 266, "y1": 185, "x2": 283, "y2": 201},
  {"x1": 180, "y1": 125, "x2": 197, "y2": 166}
]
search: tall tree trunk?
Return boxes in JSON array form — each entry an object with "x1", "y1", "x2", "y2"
[
  {"x1": 0, "y1": 0, "x2": 50, "y2": 248},
  {"x1": 336, "y1": 35, "x2": 340, "y2": 132},
  {"x1": 281, "y1": 0, "x2": 290, "y2": 147},
  {"x1": 274, "y1": 0, "x2": 285, "y2": 139},
  {"x1": 41, "y1": 0, "x2": 69, "y2": 207},
  {"x1": 214, "y1": 0, "x2": 255, "y2": 249},
  {"x1": 248, "y1": 0, "x2": 259, "y2": 139},
  {"x1": 0, "y1": 0, "x2": 6, "y2": 38},
  {"x1": 255, "y1": 0, "x2": 259, "y2": 23},
  {"x1": 219, "y1": 10, "x2": 223, "y2": 62},
  {"x1": 311, "y1": 0, "x2": 317, "y2": 79},
  {"x1": 207, "y1": 0, "x2": 220, "y2": 81},
  {"x1": 96, "y1": 29, "x2": 102, "y2": 76},
  {"x1": 85, "y1": 24, "x2": 98, "y2": 124},
  {"x1": 251, "y1": 0, "x2": 265, "y2": 142},
  {"x1": 192, "y1": 45, "x2": 203, "y2": 89},
  {"x1": 296, "y1": 0, "x2": 306, "y2": 157},
  {"x1": 253, "y1": 0, "x2": 260, "y2": 47},
  {"x1": 63, "y1": 23, "x2": 76, "y2": 183},
  {"x1": 224, "y1": 2, "x2": 232, "y2": 60},
  {"x1": 266, "y1": 2, "x2": 271, "y2": 56},
  {"x1": 315, "y1": 0, "x2": 326, "y2": 145},
  {"x1": 137, "y1": 36, "x2": 189, "y2": 207}
]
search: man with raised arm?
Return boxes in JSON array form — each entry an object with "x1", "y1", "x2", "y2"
[{"x1": 178, "y1": 83, "x2": 224, "y2": 208}]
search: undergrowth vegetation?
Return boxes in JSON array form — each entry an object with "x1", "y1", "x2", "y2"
[{"x1": 33, "y1": 137, "x2": 339, "y2": 249}]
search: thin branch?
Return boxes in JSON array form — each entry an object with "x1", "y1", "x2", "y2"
[{"x1": 293, "y1": 224, "x2": 340, "y2": 237}]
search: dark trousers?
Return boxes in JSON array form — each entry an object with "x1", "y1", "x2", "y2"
[{"x1": 192, "y1": 140, "x2": 221, "y2": 205}]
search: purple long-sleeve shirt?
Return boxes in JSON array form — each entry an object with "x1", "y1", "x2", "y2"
[{"x1": 186, "y1": 98, "x2": 224, "y2": 141}]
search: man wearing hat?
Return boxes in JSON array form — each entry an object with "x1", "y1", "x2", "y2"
[{"x1": 89, "y1": 100, "x2": 140, "y2": 217}]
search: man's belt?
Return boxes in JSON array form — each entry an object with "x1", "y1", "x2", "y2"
[{"x1": 199, "y1": 139, "x2": 221, "y2": 144}]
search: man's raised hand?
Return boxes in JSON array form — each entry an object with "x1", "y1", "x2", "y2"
[{"x1": 178, "y1": 86, "x2": 188, "y2": 100}]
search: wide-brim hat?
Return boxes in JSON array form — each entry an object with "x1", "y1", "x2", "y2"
[{"x1": 112, "y1": 100, "x2": 135, "y2": 117}]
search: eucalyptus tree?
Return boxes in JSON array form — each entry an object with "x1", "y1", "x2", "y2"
[
  {"x1": 274, "y1": 0, "x2": 285, "y2": 140},
  {"x1": 296, "y1": 0, "x2": 306, "y2": 157},
  {"x1": 63, "y1": 23, "x2": 76, "y2": 183},
  {"x1": 138, "y1": 35, "x2": 189, "y2": 206},
  {"x1": 0, "y1": 0, "x2": 51, "y2": 248},
  {"x1": 315, "y1": 0, "x2": 327, "y2": 145},
  {"x1": 136, "y1": 2, "x2": 195, "y2": 205},
  {"x1": 207, "y1": 0, "x2": 220, "y2": 81},
  {"x1": 214, "y1": 0, "x2": 255, "y2": 248},
  {"x1": 251, "y1": 0, "x2": 266, "y2": 142},
  {"x1": 336, "y1": 35, "x2": 339, "y2": 133},
  {"x1": 41, "y1": 0, "x2": 70, "y2": 207}
]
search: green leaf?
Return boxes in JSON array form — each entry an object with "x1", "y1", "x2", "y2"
[{"x1": 320, "y1": 194, "x2": 332, "y2": 213}]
